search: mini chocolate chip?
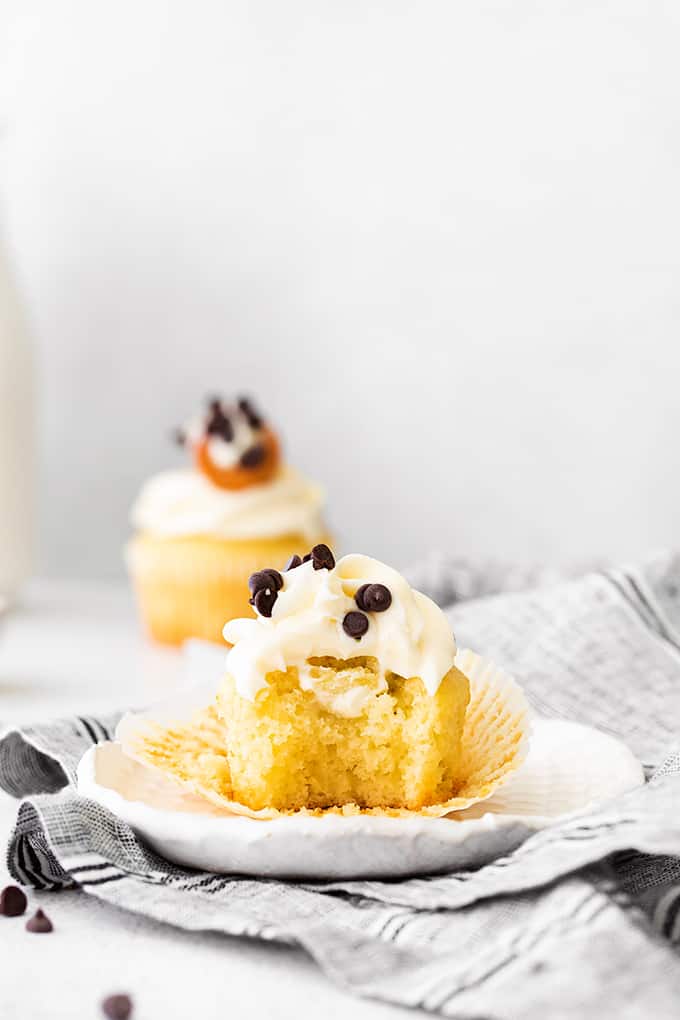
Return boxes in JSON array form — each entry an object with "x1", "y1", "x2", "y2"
[
  {"x1": 0, "y1": 885, "x2": 27, "y2": 917},
  {"x1": 342, "y1": 611, "x2": 369, "y2": 640},
  {"x1": 171, "y1": 427, "x2": 186, "y2": 446},
  {"x1": 25, "y1": 909, "x2": 52, "y2": 933},
  {"x1": 238, "y1": 397, "x2": 263, "y2": 430},
  {"x1": 283, "y1": 554, "x2": 302, "y2": 571},
  {"x1": 219, "y1": 420, "x2": 234, "y2": 442},
  {"x1": 207, "y1": 409, "x2": 234, "y2": 442},
  {"x1": 311, "y1": 543, "x2": 335, "y2": 571},
  {"x1": 102, "y1": 994, "x2": 133, "y2": 1020},
  {"x1": 252, "y1": 587, "x2": 277, "y2": 617},
  {"x1": 359, "y1": 583, "x2": 392, "y2": 613},
  {"x1": 248, "y1": 569, "x2": 283, "y2": 595},
  {"x1": 240, "y1": 443, "x2": 266, "y2": 468},
  {"x1": 205, "y1": 398, "x2": 234, "y2": 441},
  {"x1": 302, "y1": 553, "x2": 312, "y2": 562},
  {"x1": 248, "y1": 571, "x2": 266, "y2": 594},
  {"x1": 268, "y1": 569, "x2": 284, "y2": 590}
]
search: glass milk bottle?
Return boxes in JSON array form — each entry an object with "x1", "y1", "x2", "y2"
[{"x1": 0, "y1": 232, "x2": 33, "y2": 603}]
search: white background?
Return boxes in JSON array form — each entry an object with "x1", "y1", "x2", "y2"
[{"x1": 2, "y1": 1, "x2": 679, "y2": 579}]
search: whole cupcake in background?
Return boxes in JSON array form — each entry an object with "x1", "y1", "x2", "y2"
[{"x1": 127, "y1": 396, "x2": 331, "y2": 645}]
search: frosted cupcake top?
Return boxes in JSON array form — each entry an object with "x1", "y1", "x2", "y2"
[
  {"x1": 130, "y1": 396, "x2": 326, "y2": 541},
  {"x1": 224, "y1": 549, "x2": 458, "y2": 711}
]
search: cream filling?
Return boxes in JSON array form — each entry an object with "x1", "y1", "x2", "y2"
[
  {"x1": 316, "y1": 684, "x2": 381, "y2": 717},
  {"x1": 223, "y1": 553, "x2": 457, "y2": 715},
  {"x1": 130, "y1": 464, "x2": 326, "y2": 541},
  {"x1": 299, "y1": 659, "x2": 389, "y2": 718}
]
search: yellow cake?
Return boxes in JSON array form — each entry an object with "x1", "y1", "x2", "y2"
[
  {"x1": 217, "y1": 549, "x2": 470, "y2": 812},
  {"x1": 126, "y1": 396, "x2": 330, "y2": 645}
]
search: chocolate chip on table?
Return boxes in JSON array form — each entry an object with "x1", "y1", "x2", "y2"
[
  {"x1": 355, "y1": 583, "x2": 392, "y2": 613},
  {"x1": 101, "y1": 994, "x2": 133, "y2": 1020},
  {"x1": 25, "y1": 909, "x2": 53, "y2": 933},
  {"x1": 252, "y1": 587, "x2": 277, "y2": 617},
  {"x1": 283, "y1": 554, "x2": 302, "y2": 571},
  {"x1": 0, "y1": 885, "x2": 27, "y2": 917},
  {"x1": 310, "y1": 544, "x2": 335, "y2": 571},
  {"x1": 342, "y1": 611, "x2": 369, "y2": 640},
  {"x1": 240, "y1": 443, "x2": 266, "y2": 468},
  {"x1": 248, "y1": 569, "x2": 283, "y2": 595},
  {"x1": 237, "y1": 396, "x2": 263, "y2": 430}
]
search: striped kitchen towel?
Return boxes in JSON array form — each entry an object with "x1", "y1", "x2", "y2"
[{"x1": 2, "y1": 551, "x2": 680, "y2": 1018}]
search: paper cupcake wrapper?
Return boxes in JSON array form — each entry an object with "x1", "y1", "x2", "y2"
[
  {"x1": 457, "y1": 714, "x2": 643, "y2": 820},
  {"x1": 116, "y1": 649, "x2": 531, "y2": 819}
]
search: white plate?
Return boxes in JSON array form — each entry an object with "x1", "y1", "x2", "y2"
[{"x1": 77, "y1": 718, "x2": 643, "y2": 880}]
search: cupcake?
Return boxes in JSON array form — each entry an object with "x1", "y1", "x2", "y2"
[
  {"x1": 217, "y1": 547, "x2": 471, "y2": 812},
  {"x1": 127, "y1": 396, "x2": 330, "y2": 646}
]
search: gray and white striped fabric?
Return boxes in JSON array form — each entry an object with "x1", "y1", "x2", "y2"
[{"x1": 2, "y1": 553, "x2": 680, "y2": 1018}]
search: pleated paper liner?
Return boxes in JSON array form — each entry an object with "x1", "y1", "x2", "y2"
[
  {"x1": 116, "y1": 649, "x2": 531, "y2": 819},
  {"x1": 456, "y1": 714, "x2": 645, "y2": 820}
]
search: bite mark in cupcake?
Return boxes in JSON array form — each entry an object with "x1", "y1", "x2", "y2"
[
  {"x1": 127, "y1": 551, "x2": 531, "y2": 816},
  {"x1": 219, "y1": 551, "x2": 470, "y2": 811}
]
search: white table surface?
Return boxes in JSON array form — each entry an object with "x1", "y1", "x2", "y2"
[{"x1": 0, "y1": 580, "x2": 401, "y2": 1020}]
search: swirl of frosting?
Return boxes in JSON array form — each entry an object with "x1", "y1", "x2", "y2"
[
  {"x1": 223, "y1": 553, "x2": 457, "y2": 713},
  {"x1": 131, "y1": 465, "x2": 326, "y2": 541}
]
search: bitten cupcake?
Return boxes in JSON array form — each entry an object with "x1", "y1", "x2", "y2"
[
  {"x1": 217, "y1": 547, "x2": 471, "y2": 812},
  {"x1": 127, "y1": 396, "x2": 330, "y2": 646}
]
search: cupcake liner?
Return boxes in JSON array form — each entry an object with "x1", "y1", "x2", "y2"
[
  {"x1": 126, "y1": 532, "x2": 331, "y2": 646},
  {"x1": 456, "y1": 716, "x2": 642, "y2": 820},
  {"x1": 117, "y1": 649, "x2": 531, "y2": 819}
]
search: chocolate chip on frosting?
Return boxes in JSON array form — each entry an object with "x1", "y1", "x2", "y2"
[
  {"x1": 240, "y1": 443, "x2": 266, "y2": 469},
  {"x1": 248, "y1": 569, "x2": 283, "y2": 595},
  {"x1": 209, "y1": 417, "x2": 234, "y2": 442},
  {"x1": 0, "y1": 885, "x2": 27, "y2": 917},
  {"x1": 238, "y1": 396, "x2": 263, "y2": 430},
  {"x1": 355, "y1": 583, "x2": 392, "y2": 613},
  {"x1": 25, "y1": 909, "x2": 53, "y2": 933},
  {"x1": 283, "y1": 554, "x2": 302, "y2": 571},
  {"x1": 252, "y1": 588, "x2": 277, "y2": 618},
  {"x1": 342, "y1": 611, "x2": 369, "y2": 640},
  {"x1": 206, "y1": 399, "x2": 234, "y2": 442},
  {"x1": 171, "y1": 427, "x2": 186, "y2": 446},
  {"x1": 248, "y1": 569, "x2": 283, "y2": 616},
  {"x1": 310, "y1": 544, "x2": 335, "y2": 571}
]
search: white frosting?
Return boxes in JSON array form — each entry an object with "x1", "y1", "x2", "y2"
[
  {"x1": 131, "y1": 464, "x2": 326, "y2": 541},
  {"x1": 206, "y1": 437, "x2": 240, "y2": 469},
  {"x1": 223, "y1": 554, "x2": 457, "y2": 715}
]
